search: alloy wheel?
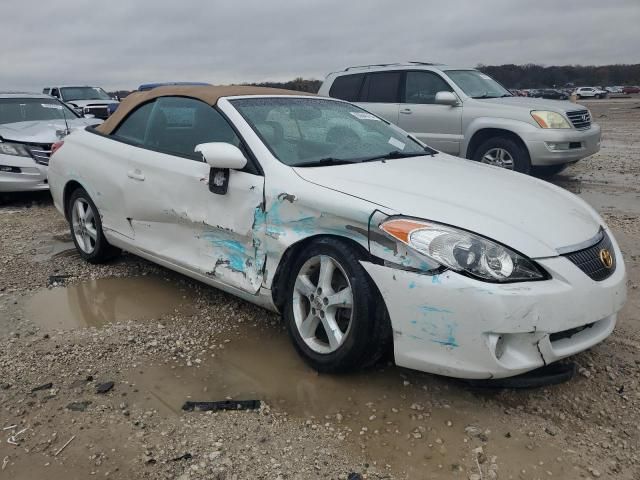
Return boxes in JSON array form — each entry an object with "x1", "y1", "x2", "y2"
[
  {"x1": 292, "y1": 255, "x2": 354, "y2": 354},
  {"x1": 71, "y1": 198, "x2": 97, "y2": 254},
  {"x1": 482, "y1": 147, "x2": 515, "y2": 170}
]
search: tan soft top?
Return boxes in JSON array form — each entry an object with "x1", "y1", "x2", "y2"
[{"x1": 96, "y1": 85, "x2": 315, "y2": 135}]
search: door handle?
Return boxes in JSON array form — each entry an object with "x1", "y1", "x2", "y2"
[
  {"x1": 400, "y1": 108, "x2": 412, "y2": 114},
  {"x1": 127, "y1": 169, "x2": 145, "y2": 181}
]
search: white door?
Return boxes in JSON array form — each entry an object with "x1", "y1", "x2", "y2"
[
  {"x1": 97, "y1": 101, "x2": 159, "y2": 238},
  {"x1": 121, "y1": 96, "x2": 266, "y2": 294},
  {"x1": 397, "y1": 71, "x2": 463, "y2": 155}
]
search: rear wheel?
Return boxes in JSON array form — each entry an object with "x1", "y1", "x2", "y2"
[
  {"x1": 283, "y1": 238, "x2": 391, "y2": 373},
  {"x1": 68, "y1": 188, "x2": 120, "y2": 263},
  {"x1": 473, "y1": 137, "x2": 531, "y2": 174}
]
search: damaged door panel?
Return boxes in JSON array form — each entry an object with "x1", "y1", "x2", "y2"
[{"x1": 124, "y1": 146, "x2": 266, "y2": 294}]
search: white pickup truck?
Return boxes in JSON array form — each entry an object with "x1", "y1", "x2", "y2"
[{"x1": 43, "y1": 86, "x2": 119, "y2": 119}]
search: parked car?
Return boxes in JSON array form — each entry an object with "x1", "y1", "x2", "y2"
[
  {"x1": 605, "y1": 86, "x2": 623, "y2": 94},
  {"x1": 43, "y1": 86, "x2": 119, "y2": 119},
  {"x1": 0, "y1": 92, "x2": 101, "y2": 192},
  {"x1": 622, "y1": 86, "x2": 640, "y2": 94},
  {"x1": 48, "y1": 85, "x2": 627, "y2": 379},
  {"x1": 137, "y1": 82, "x2": 212, "y2": 91},
  {"x1": 532, "y1": 89, "x2": 569, "y2": 100},
  {"x1": 574, "y1": 87, "x2": 608, "y2": 99},
  {"x1": 319, "y1": 63, "x2": 601, "y2": 176}
]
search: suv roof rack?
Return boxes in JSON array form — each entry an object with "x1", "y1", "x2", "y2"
[
  {"x1": 343, "y1": 62, "x2": 440, "y2": 71},
  {"x1": 344, "y1": 63, "x2": 404, "y2": 71}
]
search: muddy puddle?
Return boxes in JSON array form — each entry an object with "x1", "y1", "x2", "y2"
[
  {"x1": 134, "y1": 326, "x2": 579, "y2": 478},
  {"x1": 25, "y1": 276, "x2": 195, "y2": 330},
  {"x1": 32, "y1": 232, "x2": 76, "y2": 262},
  {"x1": 552, "y1": 172, "x2": 640, "y2": 215}
]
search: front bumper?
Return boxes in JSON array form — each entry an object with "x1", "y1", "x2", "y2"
[
  {"x1": 0, "y1": 154, "x2": 49, "y2": 192},
  {"x1": 523, "y1": 123, "x2": 601, "y2": 166},
  {"x1": 361, "y1": 228, "x2": 626, "y2": 379}
]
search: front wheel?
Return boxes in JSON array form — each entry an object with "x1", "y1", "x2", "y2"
[
  {"x1": 473, "y1": 137, "x2": 531, "y2": 174},
  {"x1": 68, "y1": 188, "x2": 120, "y2": 263},
  {"x1": 283, "y1": 238, "x2": 391, "y2": 373}
]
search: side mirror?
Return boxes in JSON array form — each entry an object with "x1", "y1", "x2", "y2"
[
  {"x1": 435, "y1": 91, "x2": 459, "y2": 106},
  {"x1": 195, "y1": 142, "x2": 247, "y2": 195},
  {"x1": 195, "y1": 142, "x2": 247, "y2": 170}
]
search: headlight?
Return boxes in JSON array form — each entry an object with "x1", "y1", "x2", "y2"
[
  {"x1": 0, "y1": 142, "x2": 31, "y2": 157},
  {"x1": 531, "y1": 111, "x2": 571, "y2": 129},
  {"x1": 380, "y1": 218, "x2": 547, "y2": 282}
]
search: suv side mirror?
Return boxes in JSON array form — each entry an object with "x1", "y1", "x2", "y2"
[
  {"x1": 435, "y1": 91, "x2": 459, "y2": 106},
  {"x1": 195, "y1": 142, "x2": 247, "y2": 195}
]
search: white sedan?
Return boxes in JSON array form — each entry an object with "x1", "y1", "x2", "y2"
[
  {"x1": 48, "y1": 86, "x2": 627, "y2": 379},
  {"x1": 0, "y1": 92, "x2": 101, "y2": 192}
]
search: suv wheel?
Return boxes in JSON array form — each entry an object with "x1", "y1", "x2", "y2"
[
  {"x1": 68, "y1": 188, "x2": 120, "y2": 263},
  {"x1": 283, "y1": 238, "x2": 391, "y2": 373},
  {"x1": 473, "y1": 137, "x2": 531, "y2": 174}
]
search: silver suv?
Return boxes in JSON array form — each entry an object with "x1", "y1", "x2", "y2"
[{"x1": 319, "y1": 63, "x2": 601, "y2": 175}]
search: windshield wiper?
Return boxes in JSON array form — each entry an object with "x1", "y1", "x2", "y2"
[
  {"x1": 360, "y1": 149, "x2": 435, "y2": 163},
  {"x1": 293, "y1": 157, "x2": 360, "y2": 168}
]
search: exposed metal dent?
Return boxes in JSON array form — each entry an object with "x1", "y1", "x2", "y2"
[
  {"x1": 107, "y1": 233, "x2": 277, "y2": 312},
  {"x1": 277, "y1": 192, "x2": 297, "y2": 203}
]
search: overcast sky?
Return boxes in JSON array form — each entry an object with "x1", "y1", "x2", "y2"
[{"x1": 2, "y1": 0, "x2": 639, "y2": 91}]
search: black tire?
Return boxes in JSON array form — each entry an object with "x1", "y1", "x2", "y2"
[
  {"x1": 283, "y1": 238, "x2": 391, "y2": 373},
  {"x1": 67, "y1": 187, "x2": 120, "y2": 263},
  {"x1": 533, "y1": 164, "x2": 569, "y2": 178},
  {"x1": 473, "y1": 136, "x2": 531, "y2": 174}
]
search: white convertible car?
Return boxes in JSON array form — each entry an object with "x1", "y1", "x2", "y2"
[{"x1": 48, "y1": 86, "x2": 627, "y2": 379}]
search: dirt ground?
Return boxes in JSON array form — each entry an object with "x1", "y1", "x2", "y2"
[{"x1": 1, "y1": 98, "x2": 639, "y2": 480}]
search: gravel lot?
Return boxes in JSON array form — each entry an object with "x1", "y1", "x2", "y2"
[{"x1": 1, "y1": 98, "x2": 639, "y2": 479}]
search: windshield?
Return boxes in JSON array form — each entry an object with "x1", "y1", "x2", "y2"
[
  {"x1": 60, "y1": 87, "x2": 112, "y2": 101},
  {"x1": 231, "y1": 98, "x2": 428, "y2": 167},
  {"x1": 0, "y1": 98, "x2": 78, "y2": 125},
  {"x1": 445, "y1": 70, "x2": 512, "y2": 99}
]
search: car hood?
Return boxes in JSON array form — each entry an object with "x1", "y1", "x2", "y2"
[
  {"x1": 477, "y1": 96, "x2": 583, "y2": 113},
  {"x1": 0, "y1": 119, "x2": 101, "y2": 144},
  {"x1": 293, "y1": 154, "x2": 602, "y2": 258}
]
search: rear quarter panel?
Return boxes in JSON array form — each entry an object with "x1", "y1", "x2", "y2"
[{"x1": 48, "y1": 129, "x2": 134, "y2": 238}]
